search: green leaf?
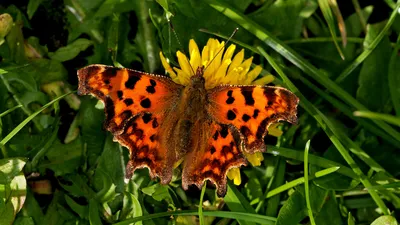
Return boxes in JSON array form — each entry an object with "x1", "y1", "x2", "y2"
[
  {"x1": 8, "y1": 172, "x2": 27, "y2": 216},
  {"x1": 370, "y1": 216, "x2": 398, "y2": 225},
  {"x1": 276, "y1": 190, "x2": 307, "y2": 225},
  {"x1": 49, "y1": 38, "x2": 93, "y2": 62},
  {"x1": 0, "y1": 158, "x2": 26, "y2": 184},
  {"x1": 119, "y1": 192, "x2": 143, "y2": 223},
  {"x1": 0, "y1": 200, "x2": 15, "y2": 225},
  {"x1": 95, "y1": 134, "x2": 124, "y2": 193},
  {"x1": 141, "y1": 183, "x2": 172, "y2": 202},
  {"x1": 248, "y1": 0, "x2": 308, "y2": 39},
  {"x1": 40, "y1": 138, "x2": 82, "y2": 176},
  {"x1": 78, "y1": 98, "x2": 107, "y2": 168},
  {"x1": 13, "y1": 217, "x2": 35, "y2": 225},
  {"x1": 89, "y1": 199, "x2": 102, "y2": 225},
  {"x1": 64, "y1": 195, "x2": 88, "y2": 219},
  {"x1": 27, "y1": 0, "x2": 44, "y2": 19},
  {"x1": 4, "y1": 9, "x2": 26, "y2": 63},
  {"x1": 356, "y1": 22, "x2": 391, "y2": 111}
]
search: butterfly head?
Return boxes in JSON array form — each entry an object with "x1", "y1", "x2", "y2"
[{"x1": 189, "y1": 65, "x2": 206, "y2": 89}]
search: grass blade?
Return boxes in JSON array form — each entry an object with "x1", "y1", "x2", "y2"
[
  {"x1": 198, "y1": 184, "x2": 206, "y2": 225},
  {"x1": 266, "y1": 167, "x2": 339, "y2": 199},
  {"x1": 113, "y1": 210, "x2": 277, "y2": 225},
  {"x1": 317, "y1": 0, "x2": 345, "y2": 59},
  {"x1": 0, "y1": 105, "x2": 22, "y2": 118},
  {"x1": 304, "y1": 140, "x2": 316, "y2": 225},
  {"x1": 354, "y1": 111, "x2": 400, "y2": 127},
  {"x1": 0, "y1": 92, "x2": 72, "y2": 147}
]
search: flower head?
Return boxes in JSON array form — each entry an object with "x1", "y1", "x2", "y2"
[{"x1": 160, "y1": 38, "x2": 284, "y2": 185}]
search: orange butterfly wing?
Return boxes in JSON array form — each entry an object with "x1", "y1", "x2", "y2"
[
  {"x1": 207, "y1": 85, "x2": 299, "y2": 153},
  {"x1": 78, "y1": 64, "x2": 183, "y2": 134},
  {"x1": 182, "y1": 122, "x2": 247, "y2": 197},
  {"x1": 77, "y1": 65, "x2": 184, "y2": 182}
]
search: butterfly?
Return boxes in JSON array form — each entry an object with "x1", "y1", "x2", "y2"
[{"x1": 77, "y1": 64, "x2": 299, "y2": 197}]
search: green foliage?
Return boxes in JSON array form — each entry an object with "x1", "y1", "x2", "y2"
[{"x1": 0, "y1": 0, "x2": 400, "y2": 224}]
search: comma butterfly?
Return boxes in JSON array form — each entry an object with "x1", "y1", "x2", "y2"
[{"x1": 77, "y1": 45, "x2": 299, "y2": 197}]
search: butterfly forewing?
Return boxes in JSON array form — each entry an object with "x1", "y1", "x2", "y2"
[
  {"x1": 207, "y1": 85, "x2": 299, "y2": 153},
  {"x1": 77, "y1": 64, "x2": 184, "y2": 134}
]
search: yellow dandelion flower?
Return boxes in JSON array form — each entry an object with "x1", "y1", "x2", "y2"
[{"x1": 160, "y1": 38, "x2": 285, "y2": 185}]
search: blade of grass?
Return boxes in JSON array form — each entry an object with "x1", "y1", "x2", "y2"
[
  {"x1": 285, "y1": 36, "x2": 363, "y2": 44},
  {"x1": 0, "y1": 105, "x2": 22, "y2": 118},
  {"x1": 317, "y1": 0, "x2": 345, "y2": 58},
  {"x1": 198, "y1": 184, "x2": 206, "y2": 225},
  {"x1": 0, "y1": 92, "x2": 72, "y2": 147},
  {"x1": 265, "y1": 167, "x2": 339, "y2": 199},
  {"x1": 207, "y1": 0, "x2": 400, "y2": 144},
  {"x1": 354, "y1": 111, "x2": 400, "y2": 127},
  {"x1": 304, "y1": 140, "x2": 316, "y2": 225},
  {"x1": 113, "y1": 210, "x2": 277, "y2": 225},
  {"x1": 225, "y1": 183, "x2": 257, "y2": 225},
  {"x1": 335, "y1": 2, "x2": 400, "y2": 83},
  {"x1": 257, "y1": 47, "x2": 389, "y2": 215},
  {"x1": 388, "y1": 32, "x2": 400, "y2": 116},
  {"x1": 267, "y1": 145, "x2": 357, "y2": 179},
  {"x1": 329, "y1": 0, "x2": 347, "y2": 47}
]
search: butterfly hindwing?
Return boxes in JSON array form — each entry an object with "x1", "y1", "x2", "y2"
[
  {"x1": 182, "y1": 121, "x2": 247, "y2": 197},
  {"x1": 114, "y1": 113, "x2": 174, "y2": 183},
  {"x1": 77, "y1": 64, "x2": 183, "y2": 134},
  {"x1": 207, "y1": 85, "x2": 299, "y2": 153}
]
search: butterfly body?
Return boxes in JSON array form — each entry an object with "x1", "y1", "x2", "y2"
[{"x1": 77, "y1": 64, "x2": 299, "y2": 197}]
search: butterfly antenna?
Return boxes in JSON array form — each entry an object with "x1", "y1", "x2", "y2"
[
  {"x1": 203, "y1": 27, "x2": 239, "y2": 72},
  {"x1": 168, "y1": 19, "x2": 196, "y2": 76}
]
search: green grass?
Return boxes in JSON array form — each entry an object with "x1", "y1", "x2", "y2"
[{"x1": 0, "y1": 1, "x2": 399, "y2": 225}]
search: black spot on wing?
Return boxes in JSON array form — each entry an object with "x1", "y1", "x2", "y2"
[
  {"x1": 140, "y1": 98, "x2": 151, "y2": 108},
  {"x1": 117, "y1": 90, "x2": 123, "y2": 100},
  {"x1": 220, "y1": 126, "x2": 229, "y2": 138},
  {"x1": 253, "y1": 109, "x2": 260, "y2": 119},
  {"x1": 146, "y1": 86, "x2": 156, "y2": 94},
  {"x1": 142, "y1": 113, "x2": 152, "y2": 124},
  {"x1": 123, "y1": 98, "x2": 133, "y2": 106},
  {"x1": 150, "y1": 134, "x2": 157, "y2": 142},
  {"x1": 241, "y1": 88, "x2": 255, "y2": 106},
  {"x1": 227, "y1": 110, "x2": 236, "y2": 120},
  {"x1": 226, "y1": 96, "x2": 235, "y2": 104},
  {"x1": 242, "y1": 114, "x2": 251, "y2": 122},
  {"x1": 213, "y1": 131, "x2": 219, "y2": 140},
  {"x1": 210, "y1": 146, "x2": 216, "y2": 154},
  {"x1": 125, "y1": 74, "x2": 141, "y2": 89},
  {"x1": 152, "y1": 118, "x2": 159, "y2": 128}
]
